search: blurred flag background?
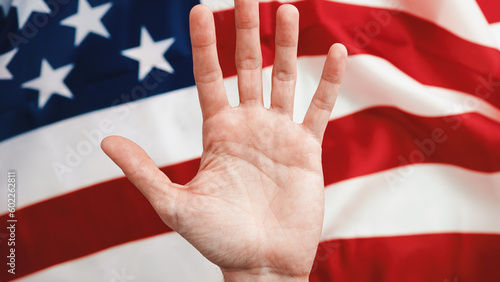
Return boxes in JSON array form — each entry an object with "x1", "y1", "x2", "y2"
[{"x1": 1, "y1": 0, "x2": 499, "y2": 281}]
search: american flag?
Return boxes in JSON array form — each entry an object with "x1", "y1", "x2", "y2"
[{"x1": 1, "y1": 0, "x2": 499, "y2": 281}]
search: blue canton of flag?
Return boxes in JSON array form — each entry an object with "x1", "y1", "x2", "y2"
[{"x1": 0, "y1": 0, "x2": 199, "y2": 141}]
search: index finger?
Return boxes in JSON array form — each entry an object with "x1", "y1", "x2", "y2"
[{"x1": 190, "y1": 4, "x2": 229, "y2": 120}]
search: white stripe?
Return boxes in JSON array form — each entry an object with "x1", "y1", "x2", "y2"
[
  {"x1": 492, "y1": 22, "x2": 500, "y2": 48},
  {"x1": 1, "y1": 54, "x2": 498, "y2": 213},
  {"x1": 337, "y1": 55, "x2": 500, "y2": 122},
  {"x1": 17, "y1": 232, "x2": 222, "y2": 282},
  {"x1": 18, "y1": 164, "x2": 500, "y2": 281},
  {"x1": 322, "y1": 164, "x2": 500, "y2": 241},
  {"x1": 201, "y1": 0, "x2": 497, "y2": 50}
]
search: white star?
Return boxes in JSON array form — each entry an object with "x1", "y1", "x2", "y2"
[
  {"x1": 22, "y1": 59, "x2": 74, "y2": 109},
  {"x1": 0, "y1": 0, "x2": 12, "y2": 17},
  {"x1": 60, "y1": 0, "x2": 112, "y2": 46},
  {"x1": 0, "y1": 48, "x2": 17, "y2": 80},
  {"x1": 121, "y1": 27, "x2": 175, "y2": 81},
  {"x1": 11, "y1": 0, "x2": 50, "y2": 29}
]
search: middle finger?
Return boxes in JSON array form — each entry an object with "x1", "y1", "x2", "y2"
[{"x1": 235, "y1": 0, "x2": 263, "y2": 106}]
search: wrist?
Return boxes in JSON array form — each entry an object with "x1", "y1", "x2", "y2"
[{"x1": 222, "y1": 268, "x2": 309, "y2": 282}]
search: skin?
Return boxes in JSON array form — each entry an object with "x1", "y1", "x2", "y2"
[{"x1": 101, "y1": 0, "x2": 347, "y2": 281}]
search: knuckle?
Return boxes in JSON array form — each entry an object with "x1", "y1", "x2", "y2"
[
  {"x1": 129, "y1": 158, "x2": 150, "y2": 179},
  {"x1": 236, "y1": 20, "x2": 259, "y2": 30},
  {"x1": 312, "y1": 94, "x2": 335, "y2": 112},
  {"x1": 235, "y1": 56, "x2": 262, "y2": 70},
  {"x1": 195, "y1": 68, "x2": 223, "y2": 84},
  {"x1": 192, "y1": 38, "x2": 216, "y2": 48},
  {"x1": 275, "y1": 37, "x2": 297, "y2": 48},
  {"x1": 273, "y1": 68, "x2": 296, "y2": 82},
  {"x1": 321, "y1": 72, "x2": 340, "y2": 84}
]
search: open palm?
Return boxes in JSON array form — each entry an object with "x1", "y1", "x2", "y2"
[{"x1": 102, "y1": 0, "x2": 347, "y2": 280}]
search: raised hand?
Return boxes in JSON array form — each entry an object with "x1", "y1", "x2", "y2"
[{"x1": 101, "y1": 0, "x2": 347, "y2": 281}]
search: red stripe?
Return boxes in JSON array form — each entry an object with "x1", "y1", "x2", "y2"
[
  {"x1": 322, "y1": 107, "x2": 500, "y2": 184},
  {"x1": 476, "y1": 0, "x2": 500, "y2": 24},
  {"x1": 214, "y1": 1, "x2": 500, "y2": 109},
  {"x1": 310, "y1": 233, "x2": 500, "y2": 282},
  {"x1": 2, "y1": 109, "x2": 499, "y2": 280}
]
